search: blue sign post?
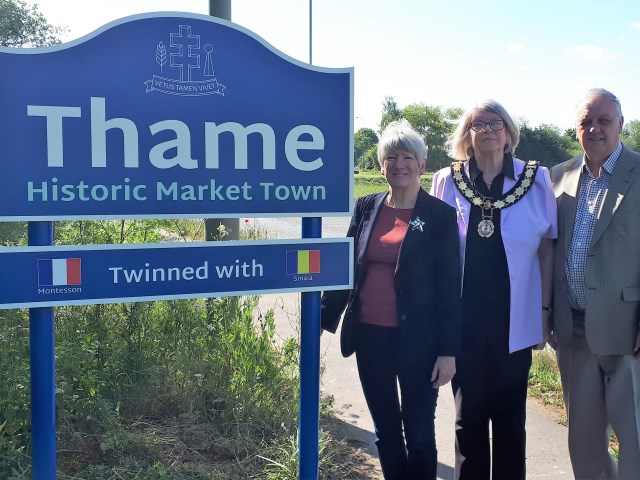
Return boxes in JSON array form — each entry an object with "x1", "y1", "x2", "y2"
[
  {"x1": 0, "y1": 12, "x2": 353, "y2": 479},
  {"x1": 27, "y1": 222, "x2": 57, "y2": 480},
  {"x1": 300, "y1": 218, "x2": 323, "y2": 479}
]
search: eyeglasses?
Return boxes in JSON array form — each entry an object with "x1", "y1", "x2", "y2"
[{"x1": 470, "y1": 120, "x2": 505, "y2": 132}]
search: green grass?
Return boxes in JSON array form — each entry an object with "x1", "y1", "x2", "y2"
[
  {"x1": 0, "y1": 297, "x2": 365, "y2": 479},
  {"x1": 528, "y1": 348, "x2": 565, "y2": 415},
  {"x1": 354, "y1": 171, "x2": 433, "y2": 198}
]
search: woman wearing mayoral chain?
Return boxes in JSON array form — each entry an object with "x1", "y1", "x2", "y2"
[
  {"x1": 430, "y1": 99, "x2": 557, "y2": 480},
  {"x1": 322, "y1": 120, "x2": 462, "y2": 479}
]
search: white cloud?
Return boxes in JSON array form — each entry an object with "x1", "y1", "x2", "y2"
[
  {"x1": 565, "y1": 44, "x2": 622, "y2": 61},
  {"x1": 631, "y1": 21, "x2": 640, "y2": 30},
  {"x1": 506, "y1": 43, "x2": 525, "y2": 54}
]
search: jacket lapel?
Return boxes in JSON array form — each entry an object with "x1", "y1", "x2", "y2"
[
  {"x1": 453, "y1": 162, "x2": 471, "y2": 231},
  {"x1": 558, "y1": 156, "x2": 583, "y2": 252},
  {"x1": 357, "y1": 192, "x2": 386, "y2": 265},
  {"x1": 591, "y1": 147, "x2": 639, "y2": 248}
]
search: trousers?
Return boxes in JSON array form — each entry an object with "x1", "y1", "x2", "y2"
[
  {"x1": 355, "y1": 323, "x2": 439, "y2": 480},
  {"x1": 452, "y1": 307, "x2": 532, "y2": 480},
  {"x1": 556, "y1": 309, "x2": 640, "y2": 480}
]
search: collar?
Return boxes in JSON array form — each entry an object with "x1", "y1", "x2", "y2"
[
  {"x1": 469, "y1": 153, "x2": 515, "y2": 182},
  {"x1": 581, "y1": 142, "x2": 622, "y2": 177}
]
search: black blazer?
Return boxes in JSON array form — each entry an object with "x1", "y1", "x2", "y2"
[{"x1": 321, "y1": 188, "x2": 462, "y2": 366}]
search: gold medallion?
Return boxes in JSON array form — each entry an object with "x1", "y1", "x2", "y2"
[{"x1": 451, "y1": 159, "x2": 540, "y2": 239}]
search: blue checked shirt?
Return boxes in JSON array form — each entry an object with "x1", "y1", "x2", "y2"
[{"x1": 566, "y1": 142, "x2": 623, "y2": 310}]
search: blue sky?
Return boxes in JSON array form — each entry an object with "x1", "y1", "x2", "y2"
[{"x1": 35, "y1": 0, "x2": 640, "y2": 131}]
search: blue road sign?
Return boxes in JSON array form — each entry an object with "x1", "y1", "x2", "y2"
[
  {"x1": 0, "y1": 13, "x2": 353, "y2": 220},
  {"x1": 0, "y1": 239, "x2": 353, "y2": 309}
]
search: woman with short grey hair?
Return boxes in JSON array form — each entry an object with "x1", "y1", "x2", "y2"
[{"x1": 322, "y1": 119, "x2": 462, "y2": 479}]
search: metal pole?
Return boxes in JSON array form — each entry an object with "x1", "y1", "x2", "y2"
[
  {"x1": 209, "y1": 0, "x2": 231, "y2": 19},
  {"x1": 299, "y1": 1, "x2": 322, "y2": 478},
  {"x1": 206, "y1": 0, "x2": 239, "y2": 243},
  {"x1": 28, "y1": 221, "x2": 56, "y2": 479},
  {"x1": 206, "y1": 0, "x2": 240, "y2": 328},
  {"x1": 299, "y1": 231, "x2": 321, "y2": 480},
  {"x1": 309, "y1": 0, "x2": 312, "y2": 65}
]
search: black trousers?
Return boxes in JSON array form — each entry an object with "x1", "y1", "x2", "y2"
[
  {"x1": 452, "y1": 307, "x2": 532, "y2": 480},
  {"x1": 355, "y1": 323, "x2": 439, "y2": 480}
]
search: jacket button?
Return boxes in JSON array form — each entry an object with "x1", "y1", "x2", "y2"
[{"x1": 400, "y1": 314, "x2": 406, "y2": 320}]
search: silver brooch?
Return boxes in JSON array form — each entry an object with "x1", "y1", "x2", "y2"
[{"x1": 409, "y1": 216, "x2": 425, "y2": 232}]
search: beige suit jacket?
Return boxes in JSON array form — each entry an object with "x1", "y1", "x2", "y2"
[{"x1": 551, "y1": 145, "x2": 640, "y2": 355}]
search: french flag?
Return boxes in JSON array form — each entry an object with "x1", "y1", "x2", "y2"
[{"x1": 37, "y1": 258, "x2": 82, "y2": 286}]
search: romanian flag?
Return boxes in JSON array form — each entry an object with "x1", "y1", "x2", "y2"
[
  {"x1": 37, "y1": 258, "x2": 82, "y2": 286},
  {"x1": 286, "y1": 250, "x2": 320, "y2": 275}
]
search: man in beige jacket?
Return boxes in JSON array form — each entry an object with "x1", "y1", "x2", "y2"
[{"x1": 551, "y1": 88, "x2": 640, "y2": 479}]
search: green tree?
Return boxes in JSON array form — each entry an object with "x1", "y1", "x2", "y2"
[
  {"x1": 622, "y1": 119, "x2": 640, "y2": 152},
  {"x1": 354, "y1": 127, "x2": 379, "y2": 170},
  {"x1": 360, "y1": 145, "x2": 379, "y2": 171},
  {"x1": 378, "y1": 100, "x2": 463, "y2": 171},
  {"x1": 515, "y1": 122, "x2": 573, "y2": 167},
  {"x1": 444, "y1": 106, "x2": 464, "y2": 123},
  {"x1": 564, "y1": 127, "x2": 577, "y2": 140},
  {"x1": 562, "y1": 128, "x2": 583, "y2": 159},
  {"x1": 402, "y1": 103, "x2": 455, "y2": 171},
  {"x1": 380, "y1": 96, "x2": 402, "y2": 131},
  {"x1": 0, "y1": 0, "x2": 66, "y2": 245},
  {"x1": 0, "y1": 0, "x2": 65, "y2": 47}
]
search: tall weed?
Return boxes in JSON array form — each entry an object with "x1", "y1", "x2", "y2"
[{"x1": 0, "y1": 296, "x2": 305, "y2": 478}]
